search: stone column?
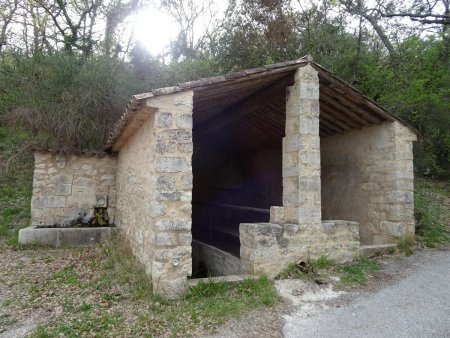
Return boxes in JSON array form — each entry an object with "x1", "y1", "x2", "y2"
[
  {"x1": 147, "y1": 91, "x2": 194, "y2": 299},
  {"x1": 282, "y1": 64, "x2": 321, "y2": 226},
  {"x1": 378, "y1": 121, "x2": 417, "y2": 241}
]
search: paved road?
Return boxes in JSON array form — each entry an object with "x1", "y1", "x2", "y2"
[{"x1": 283, "y1": 249, "x2": 450, "y2": 338}]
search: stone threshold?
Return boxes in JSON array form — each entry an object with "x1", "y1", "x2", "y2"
[
  {"x1": 360, "y1": 244, "x2": 397, "y2": 257},
  {"x1": 187, "y1": 274, "x2": 258, "y2": 287}
]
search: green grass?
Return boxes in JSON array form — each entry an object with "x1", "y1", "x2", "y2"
[
  {"x1": 33, "y1": 311, "x2": 124, "y2": 338},
  {"x1": 46, "y1": 266, "x2": 80, "y2": 285},
  {"x1": 415, "y1": 178, "x2": 450, "y2": 248},
  {"x1": 397, "y1": 235, "x2": 415, "y2": 255},
  {"x1": 30, "y1": 236, "x2": 278, "y2": 337},
  {"x1": 337, "y1": 256, "x2": 380, "y2": 285},
  {"x1": 279, "y1": 255, "x2": 380, "y2": 287}
]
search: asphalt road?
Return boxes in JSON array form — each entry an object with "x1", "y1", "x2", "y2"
[{"x1": 283, "y1": 249, "x2": 450, "y2": 338}]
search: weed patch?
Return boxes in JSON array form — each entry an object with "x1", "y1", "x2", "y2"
[
  {"x1": 415, "y1": 179, "x2": 450, "y2": 247},
  {"x1": 337, "y1": 256, "x2": 380, "y2": 286},
  {"x1": 278, "y1": 256, "x2": 380, "y2": 288},
  {"x1": 397, "y1": 236, "x2": 415, "y2": 255}
]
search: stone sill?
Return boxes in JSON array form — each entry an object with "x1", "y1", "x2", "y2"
[{"x1": 18, "y1": 226, "x2": 117, "y2": 247}]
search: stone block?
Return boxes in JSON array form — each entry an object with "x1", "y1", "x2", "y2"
[
  {"x1": 299, "y1": 116, "x2": 319, "y2": 134},
  {"x1": 156, "y1": 129, "x2": 192, "y2": 142},
  {"x1": 380, "y1": 221, "x2": 405, "y2": 238},
  {"x1": 154, "y1": 219, "x2": 191, "y2": 231},
  {"x1": 156, "y1": 140, "x2": 176, "y2": 154},
  {"x1": 284, "y1": 134, "x2": 303, "y2": 152},
  {"x1": 157, "y1": 176, "x2": 175, "y2": 190},
  {"x1": 176, "y1": 114, "x2": 193, "y2": 128},
  {"x1": 73, "y1": 177, "x2": 95, "y2": 186},
  {"x1": 178, "y1": 142, "x2": 193, "y2": 153},
  {"x1": 180, "y1": 173, "x2": 193, "y2": 189},
  {"x1": 270, "y1": 206, "x2": 285, "y2": 224},
  {"x1": 149, "y1": 201, "x2": 166, "y2": 217},
  {"x1": 153, "y1": 232, "x2": 176, "y2": 246},
  {"x1": 178, "y1": 232, "x2": 192, "y2": 246},
  {"x1": 56, "y1": 184, "x2": 72, "y2": 196},
  {"x1": 156, "y1": 112, "x2": 172, "y2": 128},
  {"x1": 155, "y1": 157, "x2": 190, "y2": 173},
  {"x1": 50, "y1": 174, "x2": 72, "y2": 185},
  {"x1": 31, "y1": 196, "x2": 65, "y2": 209},
  {"x1": 298, "y1": 208, "x2": 321, "y2": 224},
  {"x1": 66, "y1": 186, "x2": 96, "y2": 208}
]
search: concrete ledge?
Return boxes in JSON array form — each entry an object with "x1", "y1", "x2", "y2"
[{"x1": 18, "y1": 226, "x2": 117, "y2": 247}]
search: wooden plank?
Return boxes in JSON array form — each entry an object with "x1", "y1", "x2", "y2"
[
  {"x1": 318, "y1": 69, "x2": 395, "y2": 122},
  {"x1": 320, "y1": 85, "x2": 382, "y2": 124},
  {"x1": 196, "y1": 75, "x2": 292, "y2": 137},
  {"x1": 320, "y1": 96, "x2": 364, "y2": 128},
  {"x1": 320, "y1": 92, "x2": 371, "y2": 127},
  {"x1": 320, "y1": 110, "x2": 352, "y2": 131},
  {"x1": 319, "y1": 116, "x2": 346, "y2": 133}
]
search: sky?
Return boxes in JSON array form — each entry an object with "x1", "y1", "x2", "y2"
[
  {"x1": 131, "y1": 0, "x2": 228, "y2": 56},
  {"x1": 133, "y1": 6, "x2": 179, "y2": 56}
]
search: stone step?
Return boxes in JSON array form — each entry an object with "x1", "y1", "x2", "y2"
[{"x1": 360, "y1": 244, "x2": 397, "y2": 257}]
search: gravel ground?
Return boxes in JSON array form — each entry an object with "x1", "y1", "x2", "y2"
[{"x1": 282, "y1": 246, "x2": 450, "y2": 338}]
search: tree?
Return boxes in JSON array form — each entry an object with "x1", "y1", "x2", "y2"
[
  {"x1": 0, "y1": 0, "x2": 19, "y2": 53},
  {"x1": 36, "y1": 0, "x2": 102, "y2": 56}
]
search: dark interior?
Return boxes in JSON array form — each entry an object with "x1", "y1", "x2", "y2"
[{"x1": 191, "y1": 78, "x2": 288, "y2": 257}]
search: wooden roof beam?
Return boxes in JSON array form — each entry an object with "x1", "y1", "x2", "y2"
[
  {"x1": 317, "y1": 70, "x2": 395, "y2": 122},
  {"x1": 195, "y1": 75, "x2": 293, "y2": 138},
  {"x1": 320, "y1": 110, "x2": 352, "y2": 132},
  {"x1": 320, "y1": 101, "x2": 361, "y2": 129},
  {"x1": 319, "y1": 116, "x2": 346, "y2": 134},
  {"x1": 320, "y1": 93, "x2": 370, "y2": 127},
  {"x1": 320, "y1": 85, "x2": 382, "y2": 125}
]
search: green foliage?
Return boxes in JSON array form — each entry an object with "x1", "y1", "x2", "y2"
[
  {"x1": 0, "y1": 52, "x2": 140, "y2": 151},
  {"x1": 0, "y1": 127, "x2": 32, "y2": 245},
  {"x1": 278, "y1": 256, "x2": 335, "y2": 281},
  {"x1": 47, "y1": 266, "x2": 80, "y2": 285},
  {"x1": 358, "y1": 36, "x2": 450, "y2": 177},
  {"x1": 33, "y1": 311, "x2": 124, "y2": 338},
  {"x1": 338, "y1": 257, "x2": 380, "y2": 286},
  {"x1": 279, "y1": 255, "x2": 381, "y2": 287},
  {"x1": 397, "y1": 236, "x2": 415, "y2": 255},
  {"x1": 415, "y1": 178, "x2": 450, "y2": 247}
]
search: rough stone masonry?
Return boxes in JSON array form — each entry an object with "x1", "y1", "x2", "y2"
[
  {"x1": 30, "y1": 152, "x2": 117, "y2": 227},
  {"x1": 28, "y1": 62, "x2": 417, "y2": 298}
]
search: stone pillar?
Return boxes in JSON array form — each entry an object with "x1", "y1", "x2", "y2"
[
  {"x1": 282, "y1": 64, "x2": 321, "y2": 226},
  {"x1": 378, "y1": 121, "x2": 417, "y2": 241},
  {"x1": 148, "y1": 91, "x2": 194, "y2": 299}
]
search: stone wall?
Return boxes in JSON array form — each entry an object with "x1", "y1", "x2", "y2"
[
  {"x1": 321, "y1": 121, "x2": 417, "y2": 244},
  {"x1": 192, "y1": 240, "x2": 241, "y2": 277},
  {"x1": 240, "y1": 221, "x2": 359, "y2": 277},
  {"x1": 31, "y1": 152, "x2": 117, "y2": 227},
  {"x1": 115, "y1": 91, "x2": 193, "y2": 298}
]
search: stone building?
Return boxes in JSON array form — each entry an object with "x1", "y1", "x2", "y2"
[{"x1": 26, "y1": 57, "x2": 417, "y2": 298}]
